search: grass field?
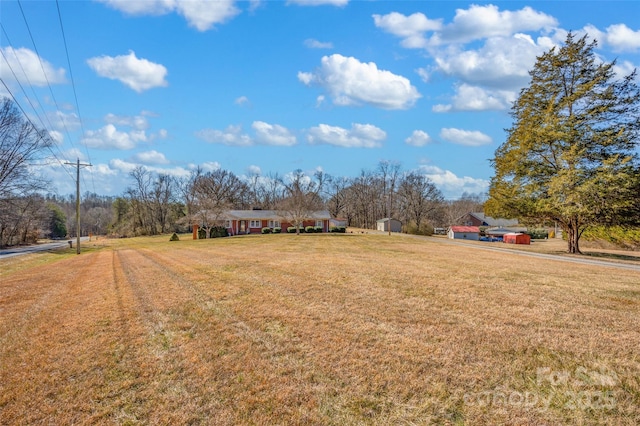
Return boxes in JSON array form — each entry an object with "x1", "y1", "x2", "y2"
[{"x1": 1, "y1": 233, "x2": 639, "y2": 425}]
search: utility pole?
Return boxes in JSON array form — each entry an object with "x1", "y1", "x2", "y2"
[{"x1": 65, "y1": 159, "x2": 92, "y2": 254}]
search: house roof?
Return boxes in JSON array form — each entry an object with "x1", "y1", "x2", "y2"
[
  {"x1": 468, "y1": 212, "x2": 518, "y2": 227},
  {"x1": 226, "y1": 210, "x2": 332, "y2": 220},
  {"x1": 450, "y1": 226, "x2": 480, "y2": 233}
]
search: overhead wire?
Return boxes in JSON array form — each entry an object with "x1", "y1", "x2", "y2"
[
  {"x1": 55, "y1": 0, "x2": 96, "y2": 195},
  {"x1": 0, "y1": 44, "x2": 76, "y2": 183},
  {"x1": 4, "y1": 0, "x2": 93, "y2": 193},
  {"x1": 0, "y1": 76, "x2": 77, "y2": 184}
]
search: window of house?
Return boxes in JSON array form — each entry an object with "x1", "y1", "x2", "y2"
[
  {"x1": 250, "y1": 220, "x2": 261, "y2": 228},
  {"x1": 224, "y1": 220, "x2": 231, "y2": 228},
  {"x1": 316, "y1": 220, "x2": 323, "y2": 228},
  {"x1": 269, "y1": 220, "x2": 281, "y2": 228}
]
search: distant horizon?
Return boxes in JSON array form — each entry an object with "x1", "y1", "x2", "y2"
[{"x1": 2, "y1": 1, "x2": 638, "y2": 199}]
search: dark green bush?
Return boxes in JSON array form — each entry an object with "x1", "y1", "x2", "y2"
[
  {"x1": 261, "y1": 227, "x2": 272, "y2": 234},
  {"x1": 287, "y1": 226, "x2": 297, "y2": 233},
  {"x1": 273, "y1": 227, "x2": 281, "y2": 234},
  {"x1": 330, "y1": 226, "x2": 346, "y2": 233},
  {"x1": 305, "y1": 226, "x2": 314, "y2": 233},
  {"x1": 209, "y1": 226, "x2": 229, "y2": 238},
  {"x1": 198, "y1": 228, "x2": 206, "y2": 239},
  {"x1": 527, "y1": 228, "x2": 549, "y2": 239},
  {"x1": 169, "y1": 233, "x2": 179, "y2": 241},
  {"x1": 314, "y1": 226, "x2": 323, "y2": 233},
  {"x1": 405, "y1": 223, "x2": 434, "y2": 236}
]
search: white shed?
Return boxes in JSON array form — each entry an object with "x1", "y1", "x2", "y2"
[
  {"x1": 377, "y1": 218, "x2": 402, "y2": 233},
  {"x1": 448, "y1": 226, "x2": 480, "y2": 240}
]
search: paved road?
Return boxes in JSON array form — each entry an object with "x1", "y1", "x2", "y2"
[
  {"x1": 0, "y1": 238, "x2": 90, "y2": 259},
  {"x1": 407, "y1": 234, "x2": 640, "y2": 272}
]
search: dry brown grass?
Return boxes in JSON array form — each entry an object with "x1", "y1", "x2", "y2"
[{"x1": 1, "y1": 233, "x2": 639, "y2": 425}]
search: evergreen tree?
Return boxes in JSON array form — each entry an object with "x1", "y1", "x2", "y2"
[
  {"x1": 47, "y1": 203, "x2": 67, "y2": 239},
  {"x1": 486, "y1": 33, "x2": 640, "y2": 254}
]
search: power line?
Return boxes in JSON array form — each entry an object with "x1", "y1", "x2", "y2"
[
  {"x1": 0, "y1": 45, "x2": 75, "y2": 182},
  {"x1": 15, "y1": 0, "x2": 82, "y2": 170},
  {"x1": 55, "y1": 0, "x2": 96, "y2": 195},
  {"x1": 0, "y1": 76, "x2": 76, "y2": 184}
]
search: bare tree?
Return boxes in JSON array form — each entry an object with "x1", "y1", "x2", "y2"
[
  {"x1": 397, "y1": 172, "x2": 443, "y2": 232},
  {"x1": 377, "y1": 160, "x2": 401, "y2": 222},
  {"x1": 191, "y1": 169, "x2": 249, "y2": 235},
  {"x1": 325, "y1": 174, "x2": 350, "y2": 219},
  {"x1": 0, "y1": 98, "x2": 53, "y2": 247},
  {"x1": 278, "y1": 169, "x2": 324, "y2": 234}
]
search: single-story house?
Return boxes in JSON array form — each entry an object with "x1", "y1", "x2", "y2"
[
  {"x1": 377, "y1": 218, "x2": 402, "y2": 233},
  {"x1": 485, "y1": 227, "x2": 528, "y2": 237},
  {"x1": 329, "y1": 218, "x2": 348, "y2": 228},
  {"x1": 224, "y1": 210, "x2": 332, "y2": 235},
  {"x1": 503, "y1": 232, "x2": 531, "y2": 245},
  {"x1": 448, "y1": 226, "x2": 480, "y2": 240},
  {"x1": 463, "y1": 212, "x2": 519, "y2": 228}
]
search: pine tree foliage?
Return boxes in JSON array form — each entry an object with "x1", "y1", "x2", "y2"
[{"x1": 486, "y1": 33, "x2": 640, "y2": 253}]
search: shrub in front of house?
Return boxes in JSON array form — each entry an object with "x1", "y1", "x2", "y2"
[
  {"x1": 261, "y1": 227, "x2": 272, "y2": 234},
  {"x1": 330, "y1": 226, "x2": 346, "y2": 233},
  {"x1": 527, "y1": 228, "x2": 549, "y2": 239},
  {"x1": 273, "y1": 227, "x2": 281, "y2": 234},
  {"x1": 305, "y1": 226, "x2": 315, "y2": 233},
  {"x1": 287, "y1": 227, "x2": 297, "y2": 233},
  {"x1": 198, "y1": 228, "x2": 207, "y2": 239},
  {"x1": 405, "y1": 223, "x2": 434, "y2": 236},
  {"x1": 314, "y1": 226, "x2": 323, "y2": 233},
  {"x1": 209, "y1": 226, "x2": 229, "y2": 238}
]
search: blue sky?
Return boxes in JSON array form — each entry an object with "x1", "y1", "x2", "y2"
[{"x1": 1, "y1": 0, "x2": 639, "y2": 198}]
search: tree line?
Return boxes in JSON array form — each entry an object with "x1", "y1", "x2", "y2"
[{"x1": 3, "y1": 34, "x2": 639, "y2": 252}]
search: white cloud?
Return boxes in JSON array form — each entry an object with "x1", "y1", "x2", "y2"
[
  {"x1": 81, "y1": 124, "x2": 148, "y2": 150},
  {"x1": 87, "y1": 51, "x2": 168, "y2": 93},
  {"x1": 252, "y1": 121, "x2": 297, "y2": 146},
  {"x1": 98, "y1": 0, "x2": 240, "y2": 31},
  {"x1": 287, "y1": 0, "x2": 348, "y2": 6},
  {"x1": 433, "y1": 35, "x2": 543, "y2": 89},
  {"x1": 405, "y1": 130, "x2": 433, "y2": 147},
  {"x1": 49, "y1": 130, "x2": 64, "y2": 145},
  {"x1": 374, "y1": 6, "x2": 556, "y2": 48},
  {"x1": 47, "y1": 110, "x2": 80, "y2": 132},
  {"x1": 433, "y1": 83, "x2": 516, "y2": 112},
  {"x1": 235, "y1": 96, "x2": 250, "y2": 106},
  {"x1": 195, "y1": 125, "x2": 252, "y2": 146},
  {"x1": 613, "y1": 60, "x2": 640, "y2": 82},
  {"x1": 419, "y1": 165, "x2": 489, "y2": 198},
  {"x1": 373, "y1": 12, "x2": 442, "y2": 49},
  {"x1": 298, "y1": 54, "x2": 421, "y2": 110},
  {"x1": 132, "y1": 150, "x2": 169, "y2": 165},
  {"x1": 105, "y1": 112, "x2": 150, "y2": 130},
  {"x1": 416, "y1": 67, "x2": 432, "y2": 83},
  {"x1": 246, "y1": 165, "x2": 262, "y2": 175},
  {"x1": 304, "y1": 38, "x2": 334, "y2": 49},
  {"x1": 586, "y1": 23, "x2": 640, "y2": 53},
  {"x1": 307, "y1": 123, "x2": 386, "y2": 148},
  {"x1": 435, "y1": 5, "x2": 557, "y2": 45},
  {"x1": 0, "y1": 47, "x2": 66, "y2": 86},
  {"x1": 196, "y1": 161, "x2": 222, "y2": 172},
  {"x1": 110, "y1": 158, "x2": 194, "y2": 179},
  {"x1": 440, "y1": 128, "x2": 492, "y2": 147}
]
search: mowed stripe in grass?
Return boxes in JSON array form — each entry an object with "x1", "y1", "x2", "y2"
[{"x1": 1, "y1": 234, "x2": 639, "y2": 425}]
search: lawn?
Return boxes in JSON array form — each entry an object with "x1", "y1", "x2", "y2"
[{"x1": 1, "y1": 233, "x2": 638, "y2": 425}]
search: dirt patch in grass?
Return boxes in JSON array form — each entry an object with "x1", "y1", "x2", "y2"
[{"x1": 1, "y1": 234, "x2": 638, "y2": 424}]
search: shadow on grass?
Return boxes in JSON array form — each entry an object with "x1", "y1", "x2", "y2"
[{"x1": 580, "y1": 251, "x2": 640, "y2": 263}]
